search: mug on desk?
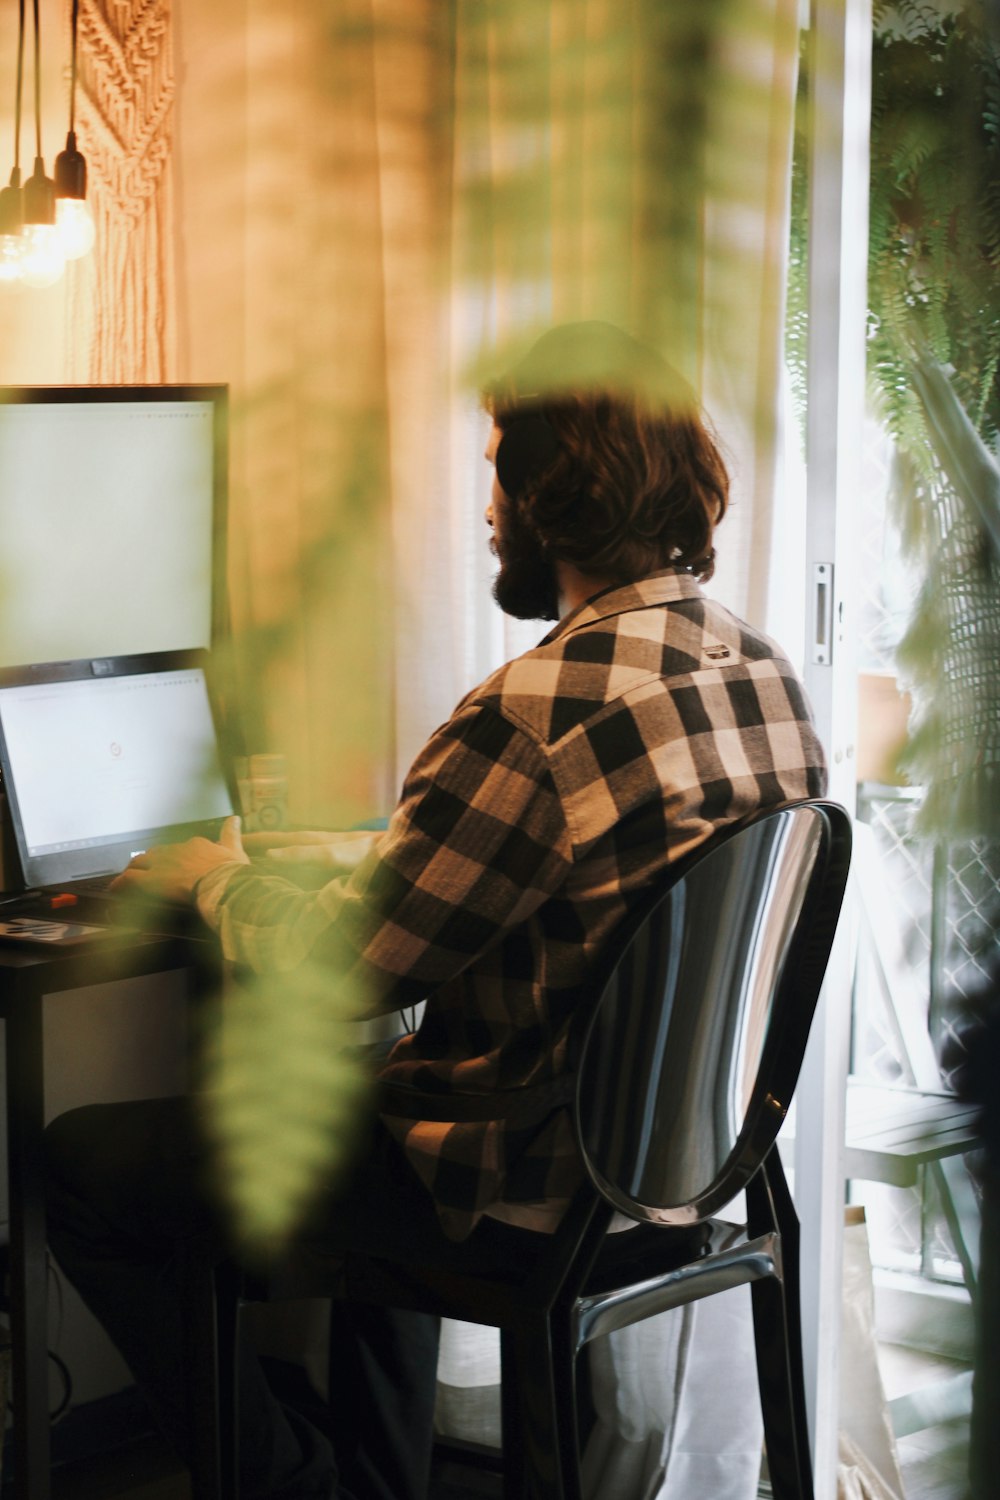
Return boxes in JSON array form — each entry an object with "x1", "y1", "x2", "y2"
[{"x1": 237, "y1": 754, "x2": 289, "y2": 832}]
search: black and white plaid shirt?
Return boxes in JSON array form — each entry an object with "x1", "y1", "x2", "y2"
[{"x1": 198, "y1": 569, "x2": 827, "y2": 1239}]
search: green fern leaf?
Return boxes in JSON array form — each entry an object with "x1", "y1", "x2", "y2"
[{"x1": 198, "y1": 961, "x2": 374, "y2": 1258}]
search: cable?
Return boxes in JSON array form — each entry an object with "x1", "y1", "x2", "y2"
[
  {"x1": 14, "y1": 0, "x2": 25, "y2": 174},
  {"x1": 31, "y1": 0, "x2": 41, "y2": 160},
  {"x1": 47, "y1": 1348, "x2": 72, "y2": 1422},
  {"x1": 47, "y1": 1251, "x2": 65, "y2": 1348},
  {"x1": 2, "y1": 1346, "x2": 74, "y2": 1423},
  {"x1": 69, "y1": 0, "x2": 78, "y2": 134}
]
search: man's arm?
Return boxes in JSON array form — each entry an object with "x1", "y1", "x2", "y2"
[{"x1": 119, "y1": 703, "x2": 575, "y2": 1014}]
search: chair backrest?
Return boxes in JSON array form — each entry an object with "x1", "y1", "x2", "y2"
[{"x1": 575, "y1": 800, "x2": 852, "y2": 1225}]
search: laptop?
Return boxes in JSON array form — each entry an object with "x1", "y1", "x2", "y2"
[{"x1": 0, "y1": 652, "x2": 235, "y2": 939}]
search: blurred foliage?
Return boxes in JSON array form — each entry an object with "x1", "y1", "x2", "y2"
[
  {"x1": 789, "y1": 1, "x2": 1000, "y2": 838},
  {"x1": 222, "y1": 0, "x2": 803, "y2": 807},
  {"x1": 452, "y1": 0, "x2": 799, "y2": 392},
  {"x1": 197, "y1": 961, "x2": 372, "y2": 1259},
  {"x1": 868, "y1": 0, "x2": 1000, "y2": 838},
  {"x1": 786, "y1": 47, "x2": 810, "y2": 443},
  {"x1": 868, "y1": 1, "x2": 1000, "y2": 460},
  {"x1": 897, "y1": 359, "x2": 1000, "y2": 838}
]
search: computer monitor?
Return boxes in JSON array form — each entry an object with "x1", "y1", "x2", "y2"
[
  {"x1": 0, "y1": 652, "x2": 235, "y2": 887},
  {"x1": 0, "y1": 384, "x2": 228, "y2": 669}
]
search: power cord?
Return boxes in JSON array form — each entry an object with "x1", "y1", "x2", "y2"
[{"x1": 0, "y1": 1241, "x2": 75, "y2": 1422}]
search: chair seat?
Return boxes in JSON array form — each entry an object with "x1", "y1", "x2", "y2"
[{"x1": 574, "y1": 1216, "x2": 713, "y2": 1294}]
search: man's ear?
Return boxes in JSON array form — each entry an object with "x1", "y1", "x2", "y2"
[{"x1": 495, "y1": 413, "x2": 560, "y2": 501}]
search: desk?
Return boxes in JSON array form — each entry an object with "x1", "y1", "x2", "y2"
[{"x1": 0, "y1": 926, "x2": 212, "y2": 1500}]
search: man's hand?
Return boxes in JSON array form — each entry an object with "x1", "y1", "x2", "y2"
[
  {"x1": 241, "y1": 828, "x2": 382, "y2": 870},
  {"x1": 110, "y1": 815, "x2": 249, "y2": 904}
]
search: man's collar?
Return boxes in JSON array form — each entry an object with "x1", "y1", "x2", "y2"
[{"x1": 539, "y1": 567, "x2": 703, "y2": 645}]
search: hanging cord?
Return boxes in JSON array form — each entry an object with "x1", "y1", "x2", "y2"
[
  {"x1": 32, "y1": 0, "x2": 42, "y2": 159},
  {"x1": 69, "y1": 0, "x2": 78, "y2": 134},
  {"x1": 12, "y1": 0, "x2": 25, "y2": 181}
]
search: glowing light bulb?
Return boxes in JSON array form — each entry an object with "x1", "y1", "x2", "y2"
[
  {"x1": 55, "y1": 196, "x2": 95, "y2": 259},
  {"x1": 0, "y1": 233, "x2": 24, "y2": 283},
  {"x1": 19, "y1": 223, "x2": 65, "y2": 287},
  {"x1": 0, "y1": 175, "x2": 23, "y2": 282},
  {"x1": 54, "y1": 135, "x2": 93, "y2": 261}
]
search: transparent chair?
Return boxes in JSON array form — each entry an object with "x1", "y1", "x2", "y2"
[{"x1": 193, "y1": 798, "x2": 852, "y2": 1500}]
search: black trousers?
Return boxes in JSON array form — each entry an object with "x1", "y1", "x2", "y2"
[{"x1": 43, "y1": 1096, "x2": 545, "y2": 1500}]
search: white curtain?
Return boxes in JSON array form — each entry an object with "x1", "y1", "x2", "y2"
[
  {"x1": 0, "y1": 0, "x2": 805, "y2": 1482},
  {"x1": 393, "y1": 0, "x2": 805, "y2": 779},
  {"x1": 416, "y1": 4, "x2": 803, "y2": 1493},
  {"x1": 434, "y1": 1273, "x2": 766, "y2": 1500},
  {"x1": 165, "y1": 1, "x2": 804, "y2": 1492}
]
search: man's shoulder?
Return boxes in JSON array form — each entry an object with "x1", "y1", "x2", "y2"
[{"x1": 464, "y1": 584, "x2": 793, "y2": 747}]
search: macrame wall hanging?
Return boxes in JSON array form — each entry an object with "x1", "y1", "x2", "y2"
[{"x1": 69, "y1": 0, "x2": 175, "y2": 382}]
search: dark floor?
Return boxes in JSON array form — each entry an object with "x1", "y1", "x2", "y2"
[
  {"x1": 10, "y1": 1345, "x2": 974, "y2": 1500},
  {"x1": 2, "y1": 1371, "x2": 502, "y2": 1500},
  {"x1": 41, "y1": 1435, "x2": 501, "y2": 1500},
  {"x1": 35, "y1": 1402, "x2": 974, "y2": 1500}
]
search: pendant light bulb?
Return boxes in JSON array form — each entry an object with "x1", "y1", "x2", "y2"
[
  {"x1": 0, "y1": 235, "x2": 24, "y2": 282},
  {"x1": 55, "y1": 195, "x2": 94, "y2": 259},
  {"x1": 20, "y1": 221, "x2": 64, "y2": 286},
  {"x1": 0, "y1": 170, "x2": 25, "y2": 283},
  {"x1": 21, "y1": 154, "x2": 64, "y2": 286},
  {"x1": 54, "y1": 130, "x2": 94, "y2": 259}
]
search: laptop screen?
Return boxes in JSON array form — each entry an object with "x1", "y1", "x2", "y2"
[{"x1": 0, "y1": 659, "x2": 234, "y2": 887}]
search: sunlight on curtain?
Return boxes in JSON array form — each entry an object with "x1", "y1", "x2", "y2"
[
  {"x1": 384, "y1": 4, "x2": 803, "y2": 1492},
  {"x1": 700, "y1": 0, "x2": 803, "y2": 640},
  {"x1": 5, "y1": 0, "x2": 805, "y2": 1473},
  {"x1": 220, "y1": 0, "x2": 398, "y2": 827},
  {"x1": 390, "y1": 0, "x2": 806, "y2": 781},
  {"x1": 172, "y1": 0, "x2": 804, "y2": 1478},
  {"x1": 183, "y1": 0, "x2": 802, "y2": 814}
]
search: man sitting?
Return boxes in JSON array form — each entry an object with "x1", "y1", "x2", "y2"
[{"x1": 44, "y1": 322, "x2": 826, "y2": 1500}]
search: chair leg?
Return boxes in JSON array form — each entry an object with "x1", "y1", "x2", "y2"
[
  {"x1": 500, "y1": 1316, "x2": 582, "y2": 1500},
  {"x1": 214, "y1": 1262, "x2": 242, "y2": 1500},
  {"x1": 551, "y1": 1306, "x2": 585, "y2": 1500},
  {"x1": 747, "y1": 1160, "x2": 815, "y2": 1500},
  {"x1": 176, "y1": 1242, "x2": 222, "y2": 1500}
]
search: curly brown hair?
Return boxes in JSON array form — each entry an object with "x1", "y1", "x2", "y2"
[{"x1": 484, "y1": 324, "x2": 729, "y2": 583}]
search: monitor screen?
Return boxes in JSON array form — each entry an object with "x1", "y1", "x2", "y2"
[
  {"x1": 0, "y1": 654, "x2": 234, "y2": 887},
  {"x1": 0, "y1": 385, "x2": 227, "y2": 668}
]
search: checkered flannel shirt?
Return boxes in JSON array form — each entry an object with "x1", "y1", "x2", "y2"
[{"x1": 197, "y1": 568, "x2": 827, "y2": 1239}]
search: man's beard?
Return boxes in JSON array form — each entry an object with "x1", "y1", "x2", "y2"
[{"x1": 491, "y1": 519, "x2": 560, "y2": 622}]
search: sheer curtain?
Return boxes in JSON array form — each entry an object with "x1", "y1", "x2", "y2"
[
  {"x1": 172, "y1": 0, "x2": 802, "y2": 801},
  {"x1": 392, "y1": 0, "x2": 806, "y2": 780},
  {"x1": 168, "y1": 1, "x2": 803, "y2": 1491},
  {"x1": 0, "y1": 0, "x2": 804, "y2": 1478},
  {"x1": 388, "y1": 5, "x2": 803, "y2": 1494}
]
